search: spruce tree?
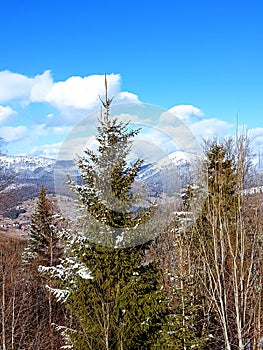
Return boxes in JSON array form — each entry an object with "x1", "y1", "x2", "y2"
[
  {"x1": 24, "y1": 185, "x2": 61, "y2": 266},
  {"x1": 41, "y1": 79, "x2": 169, "y2": 349},
  {"x1": 154, "y1": 209, "x2": 209, "y2": 348},
  {"x1": 190, "y1": 137, "x2": 262, "y2": 349},
  {"x1": 24, "y1": 185, "x2": 65, "y2": 350}
]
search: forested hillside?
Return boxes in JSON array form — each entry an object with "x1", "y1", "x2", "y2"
[{"x1": 1, "y1": 95, "x2": 263, "y2": 349}]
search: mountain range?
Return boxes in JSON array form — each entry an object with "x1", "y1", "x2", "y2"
[
  {"x1": 0, "y1": 152, "x2": 201, "y2": 216},
  {"x1": 1, "y1": 153, "x2": 261, "y2": 223}
]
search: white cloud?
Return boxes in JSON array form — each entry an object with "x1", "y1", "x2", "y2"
[
  {"x1": 0, "y1": 70, "x2": 241, "y2": 159},
  {"x1": 116, "y1": 113, "x2": 140, "y2": 123},
  {"x1": 42, "y1": 74, "x2": 140, "y2": 125},
  {"x1": 0, "y1": 105, "x2": 16, "y2": 124},
  {"x1": 158, "y1": 105, "x2": 234, "y2": 151},
  {"x1": 0, "y1": 71, "x2": 33, "y2": 102},
  {"x1": 114, "y1": 91, "x2": 139, "y2": 104},
  {"x1": 157, "y1": 105, "x2": 205, "y2": 153},
  {"x1": 115, "y1": 113, "x2": 151, "y2": 124},
  {"x1": 130, "y1": 139, "x2": 167, "y2": 163},
  {"x1": 190, "y1": 118, "x2": 234, "y2": 139},
  {"x1": 0, "y1": 71, "x2": 140, "y2": 128},
  {"x1": 57, "y1": 135, "x2": 97, "y2": 160},
  {"x1": 248, "y1": 128, "x2": 263, "y2": 148},
  {"x1": 46, "y1": 75, "x2": 97, "y2": 110},
  {"x1": 29, "y1": 142, "x2": 63, "y2": 159},
  {"x1": 34, "y1": 123, "x2": 71, "y2": 136},
  {"x1": 160, "y1": 124, "x2": 202, "y2": 153},
  {"x1": 0, "y1": 70, "x2": 53, "y2": 103},
  {"x1": 161, "y1": 105, "x2": 204, "y2": 124},
  {"x1": 0, "y1": 125, "x2": 28, "y2": 142},
  {"x1": 30, "y1": 70, "x2": 54, "y2": 102},
  {"x1": 45, "y1": 73, "x2": 139, "y2": 114}
]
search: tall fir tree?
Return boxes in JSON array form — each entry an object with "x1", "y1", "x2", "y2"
[
  {"x1": 188, "y1": 137, "x2": 263, "y2": 349},
  {"x1": 24, "y1": 185, "x2": 65, "y2": 350},
  {"x1": 41, "y1": 78, "x2": 170, "y2": 349},
  {"x1": 154, "y1": 202, "x2": 209, "y2": 348},
  {"x1": 24, "y1": 185, "x2": 62, "y2": 266}
]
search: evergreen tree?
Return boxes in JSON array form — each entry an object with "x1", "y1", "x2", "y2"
[
  {"x1": 154, "y1": 212, "x2": 209, "y2": 348},
  {"x1": 24, "y1": 185, "x2": 65, "y2": 350},
  {"x1": 41, "y1": 79, "x2": 169, "y2": 349},
  {"x1": 190, "y1": 137, "x2": 263, "y2": 349},
  {"x1": 24, "y1": 185, "x2": 61, "y2": 266}
]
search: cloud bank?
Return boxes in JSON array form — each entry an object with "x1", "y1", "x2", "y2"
[
  {"x1": 0, "y1": 70, "x2": 141, "y2": 156},
  {"x1": 0, "y1": 125, "x2": 28, "y2": 142},
  {"x1": 0, "y1": 105, "x2": 16, "y2": 123},
  {"x1": 0, "y1": 70, "x2": 139, "y2": 120},
  {"x1": 0, "y1": 69, "x2": 262, "y2": 160}
]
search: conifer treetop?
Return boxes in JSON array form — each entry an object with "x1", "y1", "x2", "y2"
[
  {"x1": 99, "y1": 74, "x2": 113, "y2": 125},
  {"x1": 69, "y1": 80, "x2": 157, "y2": 247},
  {"x1": 54, "y1": 81, "x2": 205, "y2": 247}
]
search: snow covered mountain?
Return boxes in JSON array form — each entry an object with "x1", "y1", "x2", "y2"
[
  {"x1": 138, "y1": 150, "x2": 202, "y2": 196},
  {"x1": 0, "y1": 155, "x2": 56, "y2": 171},
  {"x1": 0, "y1": 151, "x2": 201, "y2": 208},
  {"x1": 0, "y1": 155, "x2": 76, "y2": 200}
]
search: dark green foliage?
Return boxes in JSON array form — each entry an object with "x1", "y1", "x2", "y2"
[
  {"x1": 71, "y1": 111, "x2": 155, "y2": 247},
  {"x1": 205, "y1": 139, "x2": 238, "y2": 209},
  {"x1": 191, "y1": 140, "x2": 238, "y2": 343},
  {"x1": 43, "y1": 87, "x2": 168, "y2": 349},
  {"x1": 21, "y1": 186, "x2": 67, "y2": 349},
  {"x1": 189, "y1": 137, "x2": 259, "y2": 349},
  {"x1": 24, "y1": 185, "x2": 61, "y2": 266},
  {"x1": 62, "y1": 239, "x2": 167, "y2": 350}
]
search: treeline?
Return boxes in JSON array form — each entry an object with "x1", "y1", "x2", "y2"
[{"x1": 1, "y1": 94, "x2": 263, "y2": 349}]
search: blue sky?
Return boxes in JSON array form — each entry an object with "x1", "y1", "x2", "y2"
[{"x1": 0, "y1": 0, "x2": 263, "y2": 160}]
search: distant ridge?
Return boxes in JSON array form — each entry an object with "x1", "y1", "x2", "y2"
[
  {"x1": 0, "y1": 155, "x2": 76, "y2": 204},
  {"x1": 0, "y1": 154, "x2": 56, "y2": 171}
]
